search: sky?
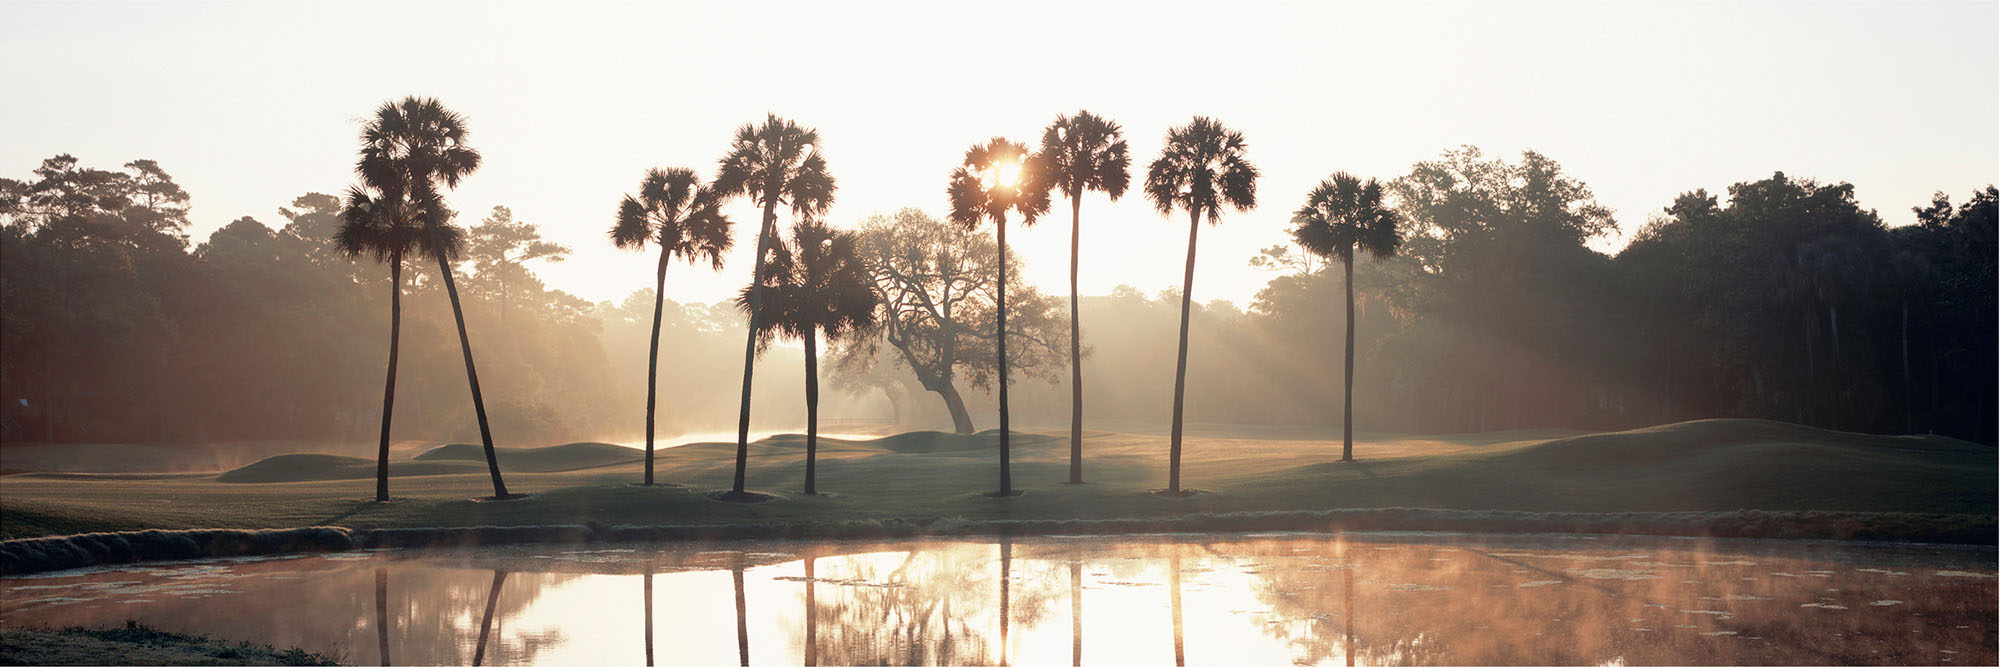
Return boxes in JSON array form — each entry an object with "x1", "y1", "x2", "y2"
[{"x1": 2, "y1": 0, "x2": 1994, "y2": 308}]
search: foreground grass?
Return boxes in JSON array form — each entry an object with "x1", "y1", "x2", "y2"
[
  {"x1": 1, "y1": 419, "x2": 1991, "y2": 544},
  {"x1": 0, "y1": 622, "x2": 336, "y2": 666}
]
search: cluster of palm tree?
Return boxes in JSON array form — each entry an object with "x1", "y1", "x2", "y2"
[
  {"x1": 941, "y1": 112, "x2": 1398, "y2": 496},
  {"x1": 338, "y1": 98, "x2": 1400, "y2": 503}
]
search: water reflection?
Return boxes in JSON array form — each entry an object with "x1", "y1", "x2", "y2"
[
  {"x1": 642, "y1": 571, "x2": 653, "y2": 666},
  {"x1": 472, "y1": 570, "x2": 507, "y2": 666},
  {"x1": 375, "y1": 568, "x2": 390, "y2": 667},
  {"x1": 1, "y1": 534, "x2": 1993, "y2": 665}
]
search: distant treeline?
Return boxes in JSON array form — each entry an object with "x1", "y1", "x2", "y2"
[
  {"x1": 0, "y1": 157, "x2": 822, "y2": 445},
  {"x1": 1, "y1": 149, "x2": 1993, "y2": 445}
]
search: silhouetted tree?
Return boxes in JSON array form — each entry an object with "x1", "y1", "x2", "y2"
[
  {"x1": 1290, "y1": 173, "x2": 1401, "y2": 462},
  {"x1": 611, "y1": 167, "x2": 732, "y2": 486},
  {"x1": 948, "y1": 138, "x2": 1050, "y2": 497},
  {"x1": 335, "y1": 182, "x2": 438, "y2": 501},
  {"x1": 736, "y1": 219, "x2": 876, "y2": 494},
  {"x1": 712, "y1": 115, "x2": 836, "y2": 499},
  {"x1": 834, "y1": 209, "x2": 1069, "y2": 435},
  {"x1": 469, "y1": 206, "x2": 569, "y2": 325},
  {"x1": 1144, "y1": 117, "x2": 1258, "y2": 494},
  {"x1": 352, "y1": 96, "x2": 510, "y2": 498},
  {"x1": 1037, "y1": 110, "x2": 1130, "y2": 484}
]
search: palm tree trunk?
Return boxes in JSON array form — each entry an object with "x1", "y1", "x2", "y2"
[
  {"x1": 733, "y1": 194, "x2": 781, "y2": 495},
  {"x1": 472, "y1": 570, "x2": 507, "y2": 666},
  {"x1": 804, "y1": 327, "x2": 820, "y2": 494},
  {"x1": 1341, "y1": 253, "x2": 1356, "y2": 462},
  {"x1": 644, "y1": 250, "x2": 669, "y2": 486},
  {"x1": 375, "y1": 254, "x2": 403, "y2": 502},
  {"x1": 433, "y1": 244, "x2": 509, "y2": 498},
  {"x1": 996, "y1": 215, "x2": 1012, "y2": 496},
  {"x1": 1068, "y1": 197, "x2": 1085, "y2": 484},
  {"x1": 1902, "y1": 300, "x2": 1912, "y2": 432},
  {"x1": 1168, "y1": 210, "x2": 1199, "y2": 493}
]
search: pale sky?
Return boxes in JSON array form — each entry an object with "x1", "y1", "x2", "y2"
[{"x1": 3, "y1": 0, "x2": 1994, "y2": 307}]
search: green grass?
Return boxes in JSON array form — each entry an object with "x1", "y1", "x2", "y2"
[
  {"x1": 0, "y1": 621, "x2": 337, "y2": 666},
  {"x1": 1, "y1": 419, "x2": 1991, "y2": 544}
]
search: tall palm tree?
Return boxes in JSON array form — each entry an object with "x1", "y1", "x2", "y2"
[
  {"x1": 1144, "y1": 116, "x2": 1257, "y2": 495},
  {"x1": 1290, "y1": 173, "x2": 1402, "y2": 462},
  {"x1": 353, "y1": 96, "x2": 511, "y2": 499},
  {"x1": 947, "y1": 138, "x2": 1050, "y2": 497},
  {"x1": 334, "y1": 184, "x2": 436, "y2": 502},
  {"x1": 736, "y1": 219, "x2": 877, "y2": 494},
  {"x1": 713, "y1": 114, "x2": 836, "y2": 500},
  {"x1": 611, "y1": 167, "x2": 733, "y2": 486},
  {"x1": 1037, "y1": 110, "x2": 1130, "y2": 485}
]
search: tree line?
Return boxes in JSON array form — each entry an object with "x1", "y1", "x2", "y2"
[{"x1": 2, "y1": 98, "x2": 1991, "y2": 502}]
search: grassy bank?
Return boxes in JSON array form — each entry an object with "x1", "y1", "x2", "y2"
[
  {"x1": 0, "y1": 622, "x2": 336, "y2": 666},
  {"x1": 1, "y1": 419, "x2": 1991, "y2": 552}
]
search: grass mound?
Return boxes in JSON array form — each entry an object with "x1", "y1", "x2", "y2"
[
  {"x1": 869, "y1": 430, "x2": 1059, "y2": 454},
  {"x1": 1441, "y1": 418, "x2": 1997, "y2": 514},
  {"x1": 412, "y1": 442, "x2": 641, "y2": 472},
  {"x1": 215, "y1": 454, "x2": 482, "y2": 483}
]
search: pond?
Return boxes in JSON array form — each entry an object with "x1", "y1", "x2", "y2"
[{"x1": 2, "y1": 532, "x2": 1993, "y2": 665}]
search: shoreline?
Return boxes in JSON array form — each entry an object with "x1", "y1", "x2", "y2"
[{"x1": 5, "y1": 507, "x2": 1991, "y2": 577}]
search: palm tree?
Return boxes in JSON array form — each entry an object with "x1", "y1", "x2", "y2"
[
  {"x1": 353, "y1": 96, "x2": 511, "y2": 499},
  {"x1": 712, "y1": 114, "x2": 837, "y2": 500},
  {"x1": 1037, "y1": 110, "x2": 1130, "y2": 485},
  {"x1": 1289, "y1": 173, "x2": 1402, "y2": 462},
  {"x1": 1144, "y1": 116, "x2": 1258, "y2": 495},
  {"x1": 611, "y1": 167, "x2": 733, "y2": 486},
  {"x1": 334, "y1": 184, "x2": 438, "y2": 502},
  {"x1": 736, "y1": 219, "x2": 877, "y2": 494},
  {"x1": 947, "y1": 137, "x2": 1050, "y2": 497}
]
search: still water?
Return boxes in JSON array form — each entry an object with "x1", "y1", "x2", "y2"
[{"x1": 2, "y1": 532, "x2": 1993, "y2": 665}]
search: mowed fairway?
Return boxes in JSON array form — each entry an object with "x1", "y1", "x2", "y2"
[{"x1": 1, "y1": 419, "x2": 1991, "y2": 540}]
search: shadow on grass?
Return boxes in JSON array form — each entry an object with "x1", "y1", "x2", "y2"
[{"x1": 710, "y1": 490, "x2": 779, "y2": 504}]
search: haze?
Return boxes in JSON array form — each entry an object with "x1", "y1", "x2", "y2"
[{"x1": 3, "y1": 0, "x2": 1993, "y2": 307}]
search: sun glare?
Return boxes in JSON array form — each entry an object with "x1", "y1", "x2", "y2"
[{"x1": 982, "y1": 159, "x2": 1022, "y2": 191}]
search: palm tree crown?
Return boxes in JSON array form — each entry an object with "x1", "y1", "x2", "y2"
[
  {"x1": 1143, "y1": 116, "x2": 1257, "y2": 222},
  {"x1": 612, "y1": 167, "x2": 733, "y2": 267},
  {"x1": 736, "y1": 220, "x2": 877, "y2": 346},
  {"x1": 714, "y1": 114, "x2": 836, "y2": 218},
  {"x1": 355, "y1": 97, "x2": 482, "y2": 233},
  {"x1": 948, "y1": 138, "x2": 1051, "y2": 229},
  {"x1": 333, "y1": 185, "x2": 449, "y2": 265},
  {"x1": 1039, "y1": 111, "x2": 1131, "y2": 203},
  {"x1": 1291, "y1": 173, "x2": 1402, "y2": 262}
]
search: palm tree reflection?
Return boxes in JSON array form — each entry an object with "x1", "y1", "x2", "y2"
[
  {"x1": 734, "y1": 554, "x2": 750, "y2": 667},
  {"x1": 643, "y1": 571, "x2": 654, "y2": 666},
  {"x1": 471, "y1": 570, "x2": 508, "y2": 666},
  {"x1": 1169, "y1": 553, "x2": 1185, "y2": 667},
  {"x1": 1070, "y1": 561, "x2": 1083, "y2": 666},
  {"x1": 374, "y1": 568, "x2": 390, "y2": 667}
]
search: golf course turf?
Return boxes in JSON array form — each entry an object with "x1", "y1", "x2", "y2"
[{"x1": 1, "y1": 419, "x2": 1992, "y2": 570}]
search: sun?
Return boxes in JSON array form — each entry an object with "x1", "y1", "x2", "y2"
[{"x1": 981, "y1": 159, "x2": 1022, "y2": 191}]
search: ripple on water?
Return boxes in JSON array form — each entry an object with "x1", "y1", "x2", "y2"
[{"x1": 1566, "y1": 568, "x2": 1663, "y2": 580}]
